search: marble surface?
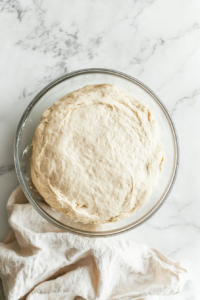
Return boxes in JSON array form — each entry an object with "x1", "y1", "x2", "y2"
[{"x1": 0, "y1": 0, "x2": 200, "y2": 299}]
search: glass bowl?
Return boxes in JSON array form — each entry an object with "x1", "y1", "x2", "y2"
[{"x1": 14, "y1": 68, "x2": 179, "y2": 237}]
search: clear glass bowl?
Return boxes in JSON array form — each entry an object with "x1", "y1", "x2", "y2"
[{"x1": 14, "y1": 69, "x2": 179, "y2": 237}]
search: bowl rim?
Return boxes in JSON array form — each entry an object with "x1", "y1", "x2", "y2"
[{"x1": 14, "y1": 68, "x2": 179, "y2": 237}]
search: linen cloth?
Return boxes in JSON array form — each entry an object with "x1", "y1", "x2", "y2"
[
  {"x1": 0, "y1": 280, "x2": 5, "y2": 300},
  {"x1": 0, "y1": 187, "x2": 187, "y2": 300}
]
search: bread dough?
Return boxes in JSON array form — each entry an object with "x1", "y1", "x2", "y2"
[{"x1": 30, "y1": 84, "x2": 164, "y2": 224}]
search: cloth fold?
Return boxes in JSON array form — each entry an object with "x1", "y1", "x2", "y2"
[{"x1": 0, "y1": 187, "x2": 187, "y2": 300}]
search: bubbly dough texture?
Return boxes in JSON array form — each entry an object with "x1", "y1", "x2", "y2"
[{"x1": 31, "y1": 84, "x2": 164, "y2": 224}]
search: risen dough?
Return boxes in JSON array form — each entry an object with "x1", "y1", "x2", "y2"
[{"x1": 31, "y1": 84, "x2": 164, "y2": 224}]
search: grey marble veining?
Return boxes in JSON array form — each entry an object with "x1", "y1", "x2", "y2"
[
  {"x1": 0, "y1": 0, "x2": 200, "y2": 299},
  {"x1": 0, "y1": 165, "x2": 15, "y2": 176}
]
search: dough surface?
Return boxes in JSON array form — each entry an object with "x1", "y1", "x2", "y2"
[{"x1": 31, "y1": 84, "x2": 164, "y2": 224}]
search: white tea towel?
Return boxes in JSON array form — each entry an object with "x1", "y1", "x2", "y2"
[{"x1": 0, "y1": 187, "x2": 187, "y2": 300}]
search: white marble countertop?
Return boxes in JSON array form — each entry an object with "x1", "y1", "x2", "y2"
[{"x1": 0, "y1": 0, "x2": 200, "y2": 299}]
